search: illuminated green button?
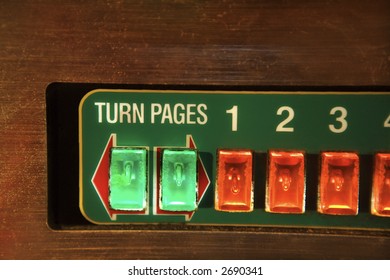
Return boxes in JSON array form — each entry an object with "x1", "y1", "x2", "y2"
[
  {"x1": 109, "y1": 147, "x2": 147, "y2": 211},
  {"x1": 160, "y1": 149, "x2": 198, "y2": 211}
]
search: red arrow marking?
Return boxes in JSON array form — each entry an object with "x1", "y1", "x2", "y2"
[
  {"x1": 187, "y1": 135, "x2": 211, "y2": 220},
  {"x1": 91, "y1": 134, "x2": 147, "y2": 220},
  {"x1": 154, "y1": 135, "x2": 211, "y2": 221}
]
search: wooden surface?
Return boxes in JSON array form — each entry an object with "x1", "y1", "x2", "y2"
[{"x1": 1, "y1": 0, "x2": 389, "y2": 259}]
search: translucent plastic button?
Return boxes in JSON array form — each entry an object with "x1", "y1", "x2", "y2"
[
  {"x1": 109, "y1": 147, "x2": 147, "y2": 211},
  {"x1": 215, "y1": 149, "x2": 253, "y2": 212},
  {"x1": 371, "y1": 153, "x2": 390, "y2": 217},
  {"x1": 266, "y1": 151, "x2": 305, "y2": 214},
  {"x1": 160, "y1": 148, "x2": 198, "y2": 211},
  {"x1": 318, "y1": 152, "x2": 359, "y2": 215}
]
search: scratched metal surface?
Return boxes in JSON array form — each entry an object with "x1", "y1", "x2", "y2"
[{"x1": 0, "y1": 0, "x2": 389, "y2": 259}]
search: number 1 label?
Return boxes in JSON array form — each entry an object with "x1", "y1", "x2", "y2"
[{"x1": 226, "y1": 105, "x2": 238, "y2": 132}]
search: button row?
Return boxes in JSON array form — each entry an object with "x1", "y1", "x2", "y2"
[{"x1": 108, "y1": 147, "x2": 390, "y2": 217}]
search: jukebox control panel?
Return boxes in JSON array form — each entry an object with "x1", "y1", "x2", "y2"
[{"x1": 76, "y1": 89, "x2": 390, "y2": 229}]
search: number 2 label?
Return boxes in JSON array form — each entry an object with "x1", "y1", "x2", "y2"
[{"x1": 276, "y1": 106, "x2": 294, "y2": 132}]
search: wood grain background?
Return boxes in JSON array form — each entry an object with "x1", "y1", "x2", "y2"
[{"x1": 1, "y1": 0, "x2": 389, "y2": 259}]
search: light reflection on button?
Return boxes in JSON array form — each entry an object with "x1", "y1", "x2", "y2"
[
  {"x1": 318, "y1": 152, "x2": 359, "y2": 215},
  {"x1": 215, "y1": 149, "x2": 253, "y2": 212},
  {"x1": 371, "y1": 153, "x2": 390, "y2": 217},
  {"x1": 109, "y1": 147, "x2": 147, "y2": 211},
  {"x1": 266, "y1": 151, "x2": 305, "y2": 214},
  {"x1": 160, "y1": 148, "x2": 198, "y2": 211}
]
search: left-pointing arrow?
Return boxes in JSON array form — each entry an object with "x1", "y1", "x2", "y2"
[{"x1": 91, "y1": 134, "x2": 147, "y2": 220}]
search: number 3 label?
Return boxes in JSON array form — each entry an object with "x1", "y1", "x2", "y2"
[{"x1": 329, "y1": 106, "x2": 348, "y2": 133}]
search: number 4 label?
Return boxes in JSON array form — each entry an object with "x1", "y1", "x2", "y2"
[{"x1": 384, "y1": 114, "x2": 390, "y2": 128}]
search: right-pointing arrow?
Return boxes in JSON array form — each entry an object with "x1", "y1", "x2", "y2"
[{"x1": 187, "y1": 135, "x2": 211, "y2": 218}]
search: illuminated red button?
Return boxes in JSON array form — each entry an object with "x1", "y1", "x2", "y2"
[
  {"x1": 266, "y1": 151, "x2": 305, "y2": 214},
  {"x1": 318, "y1": 152, "x2": 359, "y2": 215},
  {"x1": 215, "y1": 149, "x2": 253, "y2": 212},
  {"x1": 371, "y1": 153, "x2": 390, "y2": 217}
]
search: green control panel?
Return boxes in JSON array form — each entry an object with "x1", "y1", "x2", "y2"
[{"x1": 79, "y1": 89, "x2": 390, "y2": 229}]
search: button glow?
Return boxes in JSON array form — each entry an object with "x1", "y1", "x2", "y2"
[
  {"x1": 109, "y1": 147, "x2": 147, "y2": 211},
  {"x1": 371, "y1": 153, "x2": 390, "y2": 217},
  {"x1": 160, "y1": 149, "x2": 198, "y2": 211},
  {"x1": 266, "y1": 151, "x2": 305, "y2": 214},
  {"x1": 318, "y1": 152, "x2": 359, "y2": 215},
  {"x1": 215, "y1": 149, "x2": 253, "y2": 212}
]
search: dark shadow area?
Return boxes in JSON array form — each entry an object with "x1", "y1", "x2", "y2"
[
  {"x1": 253, "y1": 151, "x2": 267, "y2": 210},
  {"x1": 305, "y1": 153, "x2": 319, "y2": 211},
  {"x1": 359, "y1": 154, "x2": 373, "y2": 213}
]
